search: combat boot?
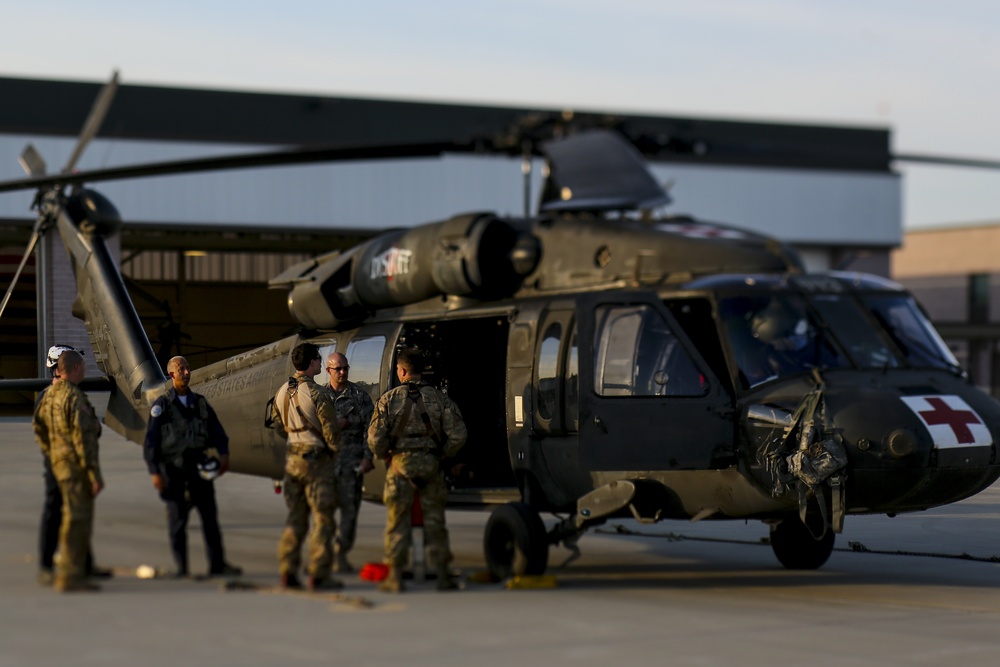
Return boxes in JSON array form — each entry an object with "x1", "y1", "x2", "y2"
[
  {"x1": 377, "y1": 566, "x2": 404, "y2": 593},
  {"x1": 308, "y1": 575, "x2": 344, "y2": 592},
  {"x1": 435, "y1": 566, "x2": 458, "y2": 591},
  {"x1": 54, "y1": 577, "x2": 100, "y2": 593},
  {"x1": 280, "y1": 573, "x2": 303, "y2": 589},
  {"x1": 333, "y1": 551, "x2": 354, "y2": 574}
]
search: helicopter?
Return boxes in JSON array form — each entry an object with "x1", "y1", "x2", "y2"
[{"x1": 3, "y1": 76, "x2": 1000, "y2": 580}]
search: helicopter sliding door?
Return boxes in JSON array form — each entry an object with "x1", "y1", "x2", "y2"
[{"x1": 578, "y1": 292, "x2": 734, "y2": 471}]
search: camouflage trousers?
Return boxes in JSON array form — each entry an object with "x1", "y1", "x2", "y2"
[
  {"x1": 334, "y1": 464, "x2": 363, "y2": 555},
  {"x1": 55, "y1": 473, "x2": 95, "y2": 584},
  {"x1": 382, "y1": 468, "x2": 450, "y2": 570},
  {"x1": 277, "y1": 470, "x2": 338, "y2": 578}
]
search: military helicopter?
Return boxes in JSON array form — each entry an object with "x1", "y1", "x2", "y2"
[{"x1": 3, "y1": 76, "x2": 1000, "y2": 580}]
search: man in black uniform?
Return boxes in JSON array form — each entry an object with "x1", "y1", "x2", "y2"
[
  {"x1": 36, "y1": 345, "x2": 111, "y2": 585},
  {"x1": 143, "y1": 356, "x2": 241, "y2": 578}
]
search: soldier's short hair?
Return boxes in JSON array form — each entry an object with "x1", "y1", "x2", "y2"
[
  {"x1": 57, "y1": 350, "x2": 84, "y2": 375},
  {"x1": 396, "y1": 348, "x2": 425, "y2": 374},
  {"x1": 292, "y1": 343, "x2": 321, "y2": 371},
  {"x1": 166, "y1": 356, "x2": 188, "y2": 374}
]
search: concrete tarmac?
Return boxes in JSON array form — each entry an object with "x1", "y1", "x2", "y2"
[{"x1": 3, "y1": 412, "x2": 1000, "y2": 667}]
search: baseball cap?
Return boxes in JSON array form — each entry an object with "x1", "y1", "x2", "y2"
[{"x1": 46, "y1": 344, "x2": 83, "y2": 369}]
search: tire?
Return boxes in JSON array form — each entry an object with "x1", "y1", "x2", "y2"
[
  {"x1": 770, "y1": 516, "x2": 835, "y2": 570},
  {"x1": 483, "y1": 502, "x2": 549, "y2": 579}
]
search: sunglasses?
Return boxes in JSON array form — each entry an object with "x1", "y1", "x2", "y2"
[{"x1": 327, "y1": 365, "x2": 350, "y2": 373}]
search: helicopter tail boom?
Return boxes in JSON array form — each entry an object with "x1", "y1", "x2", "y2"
[{"x1": 53, "y1": 189, "x2": 167, "y2": 443}]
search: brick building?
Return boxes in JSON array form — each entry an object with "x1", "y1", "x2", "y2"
[{"x1": 893, "y1": 223, "x2": 1000, "y2": 398}]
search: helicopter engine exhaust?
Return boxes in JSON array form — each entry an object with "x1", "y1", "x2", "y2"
[{"x1": 277, "y1": 213, "x2": 540, "y2": 330}]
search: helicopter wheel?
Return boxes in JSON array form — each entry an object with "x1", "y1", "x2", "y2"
[
  {"x1": 483, "y1": 502, "x2": 549, "y2": 579},
  {"x1": 769, "y1": 516, "x2": 835, "y2": 570}
]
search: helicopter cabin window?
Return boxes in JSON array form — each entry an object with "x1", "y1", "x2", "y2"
[
  {"x1": 345, "y1": 336, "x2": 386, "y2": 402},
  {"x1": 566, "y1": 327, "x2": 579, "y2": 431},
  {"x1": 533, "y1": 312, "x2": 576, "y2": 435},
  {"x1": 537, "y1": 323, "x2": 561, "y2": 421},
  {"x1": 593, "y1": 304, "x2": 707, "y2": 397},
  {"x1": 311, "y1": 340, "x2": 339, "y2": 387}
]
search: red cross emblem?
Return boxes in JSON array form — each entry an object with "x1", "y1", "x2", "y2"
[
  {"x1": 900, "y1": 395, "x2": 991, "y2": 449},
  {"x1": 918, "y1": 397, "x2": 980, "y2": 444},
  {"x1": 658, "y1": 222, "x2": 746, "y2": 240}
]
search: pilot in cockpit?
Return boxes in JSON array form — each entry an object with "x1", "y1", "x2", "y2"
[{"x1": 726, "y1": 297, "x2": 815, "y2": 387}]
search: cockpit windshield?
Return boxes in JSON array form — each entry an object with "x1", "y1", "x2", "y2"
[
  {"x1": 719, "y1": 287, "x2": 958, "y2": 388},
  {"x1": 862, "y1": 294, "x2": 960, "y2": 370},
  {"x1": 720, "y1": 293, "x2": 848, "y2": 387}
]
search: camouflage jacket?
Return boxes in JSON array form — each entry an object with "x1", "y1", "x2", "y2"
[
  {"x1": 328, "y1": 381, "x2": 375, "y2": 468},
  {"x1": 273, "y1": 371, "x2": 340, "y2": 455},
  {"x1": 33, "y1": 381, "x2": 103, "y2": 487},
  {"x1": 368, "y1": 381, "x2": 467, "y2": 479}
]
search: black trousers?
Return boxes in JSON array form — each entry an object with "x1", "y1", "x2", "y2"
[
  {"x1": 40, "y1": 460, "x2": 94, "y2": 572},
  {"x1": 159, "y1": 457, "x2": 225, "y2": 574}
]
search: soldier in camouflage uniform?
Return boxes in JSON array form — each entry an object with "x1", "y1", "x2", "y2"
[
  {"x1": 36, "y1": 345, "x2": 111, "y2": 585},
  {"x1": 32, "y1": 350, "x2": 104, "y2": 592},
  {"x1": 368, "y1": 348, "x2": 467, "y2": 592},
  {"x1": 144, "y1": 356, "x2": 241, "y2": 578},
  {"x1": 272, "y1": 342, "x2": 342, "y2": 591},
  {"x1": 325, "y1": 352, "x2": 375, "y2": 574}
]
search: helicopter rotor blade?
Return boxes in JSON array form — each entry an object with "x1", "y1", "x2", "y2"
[
  {"x1": 0, "y1": 139, "x2": 472, "y2": 194},
  {"x1": 893, "y1": 152, "x2": 1000, "y2": 170},
  {"x1": 0, "y1": 217, "x2": 46, "y2": 320},
  {"x1": 61, "y1": 70, "x2": 119, "y2": 175}
]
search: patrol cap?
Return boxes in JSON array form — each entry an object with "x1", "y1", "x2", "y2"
[{"x1": 46, "y1": 344, "x2": 84, "y2": 369}]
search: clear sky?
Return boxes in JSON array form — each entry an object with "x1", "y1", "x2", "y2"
[{"x1": 2, "y1": 0, "x2": 998, "y2": 229}]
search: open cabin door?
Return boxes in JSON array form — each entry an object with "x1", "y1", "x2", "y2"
[{"x1": 577, "y1": 291, "x2": 734, "y2": 472}]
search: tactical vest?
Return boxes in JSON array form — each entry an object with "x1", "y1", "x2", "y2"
[
  {"x1": 391, "y1": 383, "x2": 444, "y2": 454},
  {"x1": 277, "y1": 376, "x2": 327, "y2": 453},
  {"x1": 159, "y1": 393, "x2": 210, "y2": 463}
]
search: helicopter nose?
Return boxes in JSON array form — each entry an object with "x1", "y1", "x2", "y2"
[{"x1": 833, "y1": 391, "x2": 999, "y2": 512}]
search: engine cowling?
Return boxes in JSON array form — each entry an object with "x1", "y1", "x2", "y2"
[{"x1": 273, "y1": 212, "x2": 539, "y2": 330}]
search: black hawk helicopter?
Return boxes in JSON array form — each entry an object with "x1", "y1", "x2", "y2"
[{"x1": 3, "y1": 75, "x2": 999, "y2": 579}]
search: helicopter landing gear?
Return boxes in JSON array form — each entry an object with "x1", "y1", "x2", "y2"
[
  {"x1": 769, "y1": 515, "x2": 835, "y2": 570},
  {"x1": 483, "y1": 502, "x2": 549, "y2": 579}
]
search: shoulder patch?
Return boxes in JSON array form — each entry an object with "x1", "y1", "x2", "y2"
[{"x1": 150, "y1": 404, "x2": 163, "y2": 418}]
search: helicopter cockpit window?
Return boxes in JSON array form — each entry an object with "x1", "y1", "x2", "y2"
[
  {"x1": 538, "y1": 323, "x2": 562, "y2": 421},
  {"x1": 594, "y1": 304, "x2": 707, "y2": 397},
  {"x1": 721, "y1": 294, "x2": 847, "y2": 388},
  {"x1": 809, "y1": 295, "x2": 901, "y2": 369},
  {"x1": 345, "y1": 336, "x2": 386, "y2": 402},
  {"x1": 863, "y1": 294, "x2": 960, "y2": 370}
]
